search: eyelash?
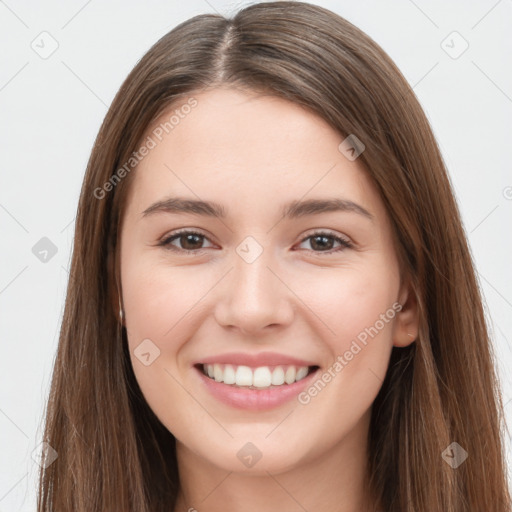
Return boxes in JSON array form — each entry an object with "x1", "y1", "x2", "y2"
[{"x1": 157, "y1": 229, "x2": 353, "y2": 256}]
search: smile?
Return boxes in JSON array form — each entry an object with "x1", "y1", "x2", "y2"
[
  {"x1": 193, "y1": 355, "x2": 320, "y2": 412},
  {"x1": 199, "y1": 363, "x2": 317, "y2": 389}
]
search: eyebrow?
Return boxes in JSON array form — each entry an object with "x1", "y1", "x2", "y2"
[{"x1": 141, "y1": 196, "x2": 373, "y2": 221}]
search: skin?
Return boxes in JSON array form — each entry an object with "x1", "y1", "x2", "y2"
[{"x1": 118, "y1": 87, "x2": 419, "y2": 512}]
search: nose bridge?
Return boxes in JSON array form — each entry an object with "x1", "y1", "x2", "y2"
[{"x1": 214, "y1": 236, "x2": 293, "y2": 332}]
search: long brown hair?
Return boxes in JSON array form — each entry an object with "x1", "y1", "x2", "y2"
[{"x1": 37, "y1": 2, "x2": 511, "y2": 510}]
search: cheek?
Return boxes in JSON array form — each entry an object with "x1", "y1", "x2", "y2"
[
  {"x1": 294, "y1": 264, "x2": 398, "y2": 416},
  {"x1": 122, "y1": 257, "x2": 199, "y2": 343},
  {"x1": 304, "y1": 264, "x2": 399, "y2": 352},
  {"x1": 120, "y1": 258, "x2": 203, "y2": 430},
  {"x1": 120, "y1": 252, "x2": 193, "y2": 378}
]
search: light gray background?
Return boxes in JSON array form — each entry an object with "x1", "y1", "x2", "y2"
[{"x1": 1, "y1": 0, "x2": 511, "y2": 509}]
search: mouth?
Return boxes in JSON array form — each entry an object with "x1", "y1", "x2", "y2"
[
  {"x1": 193, "y1": 362, "x2": 321, "y2": 410},
  {"x1": 195, "y1": 363, "x2": 320, "y2": 390}
]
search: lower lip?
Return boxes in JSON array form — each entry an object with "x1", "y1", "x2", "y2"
[{"x1": 195, "y1": 366, "x2": 320, "y2": 411}]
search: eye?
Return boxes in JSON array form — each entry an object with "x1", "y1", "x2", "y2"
[
  {"x1": 158, "y1": 229, "x2": 353, "y2": 256},
  {"x1": 158, "y1": 229, "x2": 214, "y2": 254},
  {"x1": 296, "y1": 230, "x2": 353, "y2": 255}
]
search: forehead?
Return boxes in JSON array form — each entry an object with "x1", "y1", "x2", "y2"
[{"x1": 124, "y1": 87, "x2": 384, "y2": 222}]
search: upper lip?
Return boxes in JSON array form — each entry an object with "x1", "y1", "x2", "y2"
[{"x1": 194, "y1": 352, "x2": 319, "y2": 368}]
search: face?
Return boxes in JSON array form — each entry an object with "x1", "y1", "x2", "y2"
[{"x1": 118, "y1": 87, "x2": 417, "y2": 475}]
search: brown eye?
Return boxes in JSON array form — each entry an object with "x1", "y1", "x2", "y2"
[
  {"x1": 298, "y1": 231, "x2": 353, "y2": 254},
  {"x1": 159, "y1": 230, "x2": 213, "y2": 253}
]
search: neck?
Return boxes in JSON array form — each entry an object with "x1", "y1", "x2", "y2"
[{"x1": 172, "y1": 409, "x2": 379, "y2": 512}]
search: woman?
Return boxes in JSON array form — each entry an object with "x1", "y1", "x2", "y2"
[{"x1": 37, "y1": 2, "x2": 511, "y2": 511}]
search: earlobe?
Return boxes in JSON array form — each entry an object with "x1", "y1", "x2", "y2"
[{"x1": 393, "y1": 280, "x2": 420, "y2": 347}]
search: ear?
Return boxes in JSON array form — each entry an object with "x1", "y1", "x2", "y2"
[
  {"x1": 107, "y1": 247, "x2": 124, "y2": 326},
  {"x1": 392, "y1": 277, "x2": 419, "y2": 347}
]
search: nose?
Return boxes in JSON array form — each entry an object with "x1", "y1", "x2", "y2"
[{"x1": 214, "y1": 246, "x2": 294, "y2": 336}]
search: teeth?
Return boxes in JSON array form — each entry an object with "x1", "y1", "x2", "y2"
[
  {"x1": 223, "y1": 364, "x2": 236, "y2": 384},
  {"x1": 296, "y1": 367, "x2": 308, "y2": 381},
  {"x1": 202, "y1": 363, "x2": 312, "y2": 388},
  {"x1": 271, "y1": 366, "x2": 285, "y2": 385},
  {"x1": 253, "y1": 367, "x2": 272, "y2": 388},
  {"x1": 214, "y1": 364, "x2": 223, "y2": 382},
  {"x1": 235, "y1": 365, "x2": 253, "y2": 386},
  {"x1": 285, "y1": 366, "x2": 296, "y2": 384}
]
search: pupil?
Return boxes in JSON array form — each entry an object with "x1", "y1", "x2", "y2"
[
  {"x1": 312, "y1": 235, "x2": 332, "y2": 251},
  {"x1": 183, "y1": 234, "x2": 201, "y2": 249}
]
